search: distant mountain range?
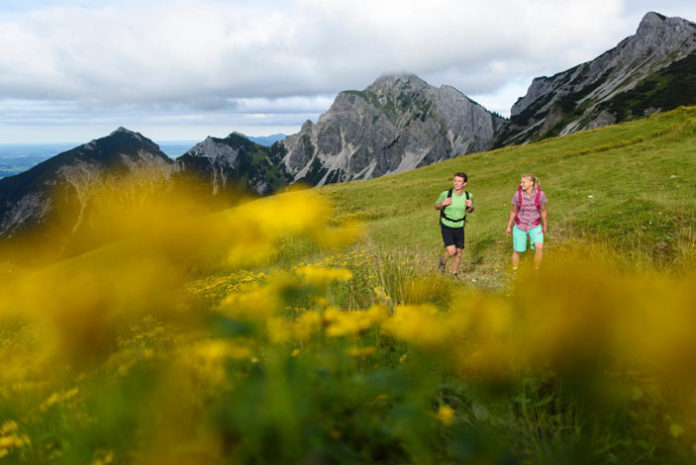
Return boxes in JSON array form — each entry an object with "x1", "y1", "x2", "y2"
[
  {"x1": 248, "y1": 134, "x2": 286, "y2": 146},
  {"x1": 2, "y1": 11, "x2": 695, "y2": 255},
  {"x1": 0, "y1": 135, "x2": 285, "y2": 178}
]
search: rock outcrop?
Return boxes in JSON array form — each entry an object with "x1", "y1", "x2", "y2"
[
  {"x1": 278, "y1": 73, "x2": 504, "y2": 185},
  {"x1": 174, "y1": 132, "x2": 290, "y2": 196},
  {"x1": 497, "y1": 12, "x2": 696, "y2": 145}
]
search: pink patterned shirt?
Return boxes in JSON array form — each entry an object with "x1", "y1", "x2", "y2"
[{"x1": 511, "y1": 189, "x2": 547, "y2": 231}]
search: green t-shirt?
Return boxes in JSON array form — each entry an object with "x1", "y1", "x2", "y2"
[{"x1": 436, "y1": 190, "x2": 473, "y2": 228}]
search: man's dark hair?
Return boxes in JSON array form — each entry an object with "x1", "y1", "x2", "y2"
[{"x1": 454, "y1": 172, "x2": 468, "y2": 182}]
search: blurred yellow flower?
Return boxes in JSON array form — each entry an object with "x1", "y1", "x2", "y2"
[
  {"x1": 180, "y1": 339, "x2": 254, "y2": 386},
  {"x1": 296, "y1": 264, "x2": 353, "y2": 285},
  {"x1": 382, "y1": 304, "x2": 450, "y2": 349},
  {"x1": 40, "y1": 387, "x2": 80, "y2": 411},
  {"x1": 325, "y1": 305, "x2": 389, "y2": 338},
  {"x1": 0, "y1": 421, "x2": 18, "y2": 435},
  {"x1": 267, "y1": 317, "x2": 292, "y2": 344},
  {"x1": 218, "y1": 284, "x2": 278, "y2": 321},
  {"x1": 436, "y1": 405, "x2": 455, "y2": 426},
  {"x1": 91, "y1": 450, "x2": 115, "y2": 465},
  {"x1": 0, "y1": 420, "x2": 30, "y2": 458},
  {"x1": 192, "y1": 339, "x2": 252, "y2": 361},
  {"x1": 346, "y1": 346, "x2": 376, "y2": 357},
  {"x1": 294, "y1": 311, "x2": 323, "y2": 341}
]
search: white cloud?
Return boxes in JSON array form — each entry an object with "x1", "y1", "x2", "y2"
[
  {"x1": 0, "y1": 0, "x2": 630, "y2": 102},
  {"x1": 1, "y1": 0, "x2": 695, "y2": 142}
]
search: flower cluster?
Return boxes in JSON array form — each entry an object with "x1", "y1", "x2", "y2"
[{"x1": 0, "y1": 421, "x2": 30, "y2": 459}]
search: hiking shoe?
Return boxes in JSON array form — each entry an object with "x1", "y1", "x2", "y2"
[{"x1": 438, "y1": 258, "x2": 446, "y2": 273}]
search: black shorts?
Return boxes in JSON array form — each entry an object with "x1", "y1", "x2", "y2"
[{"x1": 440, "y1": 222, "x2": 464, "y2": 249}]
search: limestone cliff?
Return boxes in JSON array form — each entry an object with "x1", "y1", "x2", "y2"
[{"x1": 278, "y1": 73, "x2": 504, "y2": 185}]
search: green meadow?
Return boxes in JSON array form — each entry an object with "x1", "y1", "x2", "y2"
[
  {"x1": 1, "y1": 107, "x2": 695, "y2": 464},
  {"x1": 321, "y1": 106, "x2": 696, "y2": 279}
]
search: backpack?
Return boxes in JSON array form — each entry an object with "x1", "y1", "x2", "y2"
[
  {"x1": 514, "y1": 185, "x2": 543, "y2": 226},
  {"x1": 440, "y1": 188, "x2": 470, "y2": 224}
]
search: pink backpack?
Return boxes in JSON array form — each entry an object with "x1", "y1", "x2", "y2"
[{"x1": 514, "y1": 185, "x2": 542, "y2": 226}]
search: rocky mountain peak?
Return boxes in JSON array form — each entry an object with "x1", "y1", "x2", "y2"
[
  {"x1": 632, "y1": 11, "x2": 696, "y2": 48},
  {"x1": 635, "y1": 11, "x2": 696, "y2": 37},
  {"x1": 108, "y1": 126, "x2": 151, "y2": 144},
  {"x1": 97, "y1": 127, "x2": 162, "y2": 155},
  {"x1": 280, "y1": 73, "x2": 503, "y2": 186},
  {"x1": 366, "y1": 73, "x2": 428, "y2": 95},
  {"x1": 111, "y1": 126, "x2": 136, "y2": 135},
  {"x1": 636, "y1": 11, "x2": 667, "y2": 35},
  {"x1": 174, "y1": 131, "x2": 289, "y2": 196}
]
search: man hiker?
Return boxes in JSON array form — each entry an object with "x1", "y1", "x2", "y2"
[{"x1": 434, "y1": 172, "x2": 474, "y2": 277}]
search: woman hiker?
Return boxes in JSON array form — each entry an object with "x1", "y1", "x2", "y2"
[
  {"x1": 506, "y1": 174, "x2": 548, "y2": 271},
  {"x1": 434, "y1": 172, "x2": 474, "y2": 277}
]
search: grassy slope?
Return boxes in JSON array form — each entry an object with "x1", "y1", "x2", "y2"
[
  {"x1": 2, "y1": 108, "x2": 695, "y2": 465},
  {"x1": 317, "y1": 106, "x2": 696, "y2": 285}
]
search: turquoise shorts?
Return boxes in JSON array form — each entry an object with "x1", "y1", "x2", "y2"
[{"x1": 513, "y1": 224, "x2": 543, "y2": 252}]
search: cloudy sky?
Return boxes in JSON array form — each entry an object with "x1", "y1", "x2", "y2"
[{"x1": 1, "y1": 0, "x2": 695, "y2": 144}]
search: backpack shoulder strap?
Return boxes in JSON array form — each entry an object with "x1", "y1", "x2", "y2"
[
  {"x1": 534, "y1": 188, "x2": 543, "y2": 210},
  {"x1": 465, "y1": 190, "x2": 470, "y2": 200},
  {"x1": 517, "y1": 185, "x2": 523, "y2": 209},
  {"x1": 440, "y1": 188, "x2": 466, "y2": 223}
]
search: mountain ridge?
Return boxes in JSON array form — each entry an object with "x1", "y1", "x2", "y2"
[
  {"x1": 0, "y1": 128, "x2": 172, "y2": 254},
  {"x1": 496, "y1": 11, "x2": 696, "y2": 145}
]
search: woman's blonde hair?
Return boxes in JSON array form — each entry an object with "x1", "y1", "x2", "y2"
[{"x1": 521, "y1": 174, "x2": 541, "y2": 190}]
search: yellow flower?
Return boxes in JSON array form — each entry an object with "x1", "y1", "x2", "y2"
[
  {"x1": 0, "y1": 420, "x2": 30, "y2": 457},
  {"x1": 325, "y1": 305, "x2": 389, "y2": 338},
  {"x1": 296, "y1": 264, "x2": 353, "y2": 285},
  {"x1": 346, "y1": 346, "x2": 376, "y2": 357},
  {"x1": 382, "y1": 304, "x2": 451, "y2": 349},
  {"x1": 294, "y1": 311, "x2": 322, "y2": 341},
  {"x1": 0, "y1": 422, "x2": 18, "y2": 435},
  {"x1": 436, "y1": 405, "x2": 455, "y2": 426},
  {"x1": 267, "y1": 317, "x2": 292, "y2": 344},
  {"x1": 180, "y1": 339, "x2": 254, "y2": 385},
  {"x1": 195, "y1": 339, "x2": 252, "y2": 361},
  {"x1": 91, "y1": 450, "x2": 115, "y2": 465},
  {"x1": 40, "y1": 387, "x2": 80, "y2": 411},
  {"x1": 217, "y1": 284, "x2": 278, "y2": 321}
]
